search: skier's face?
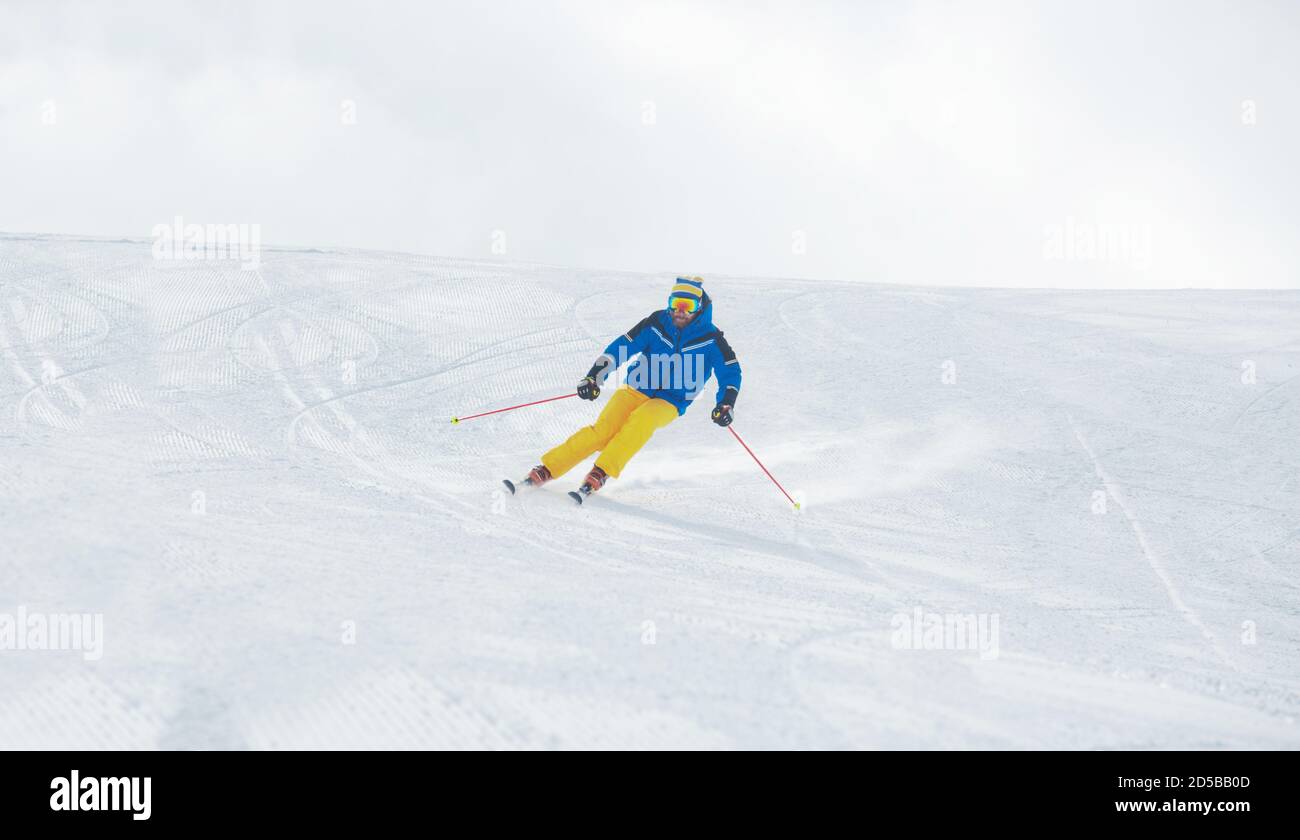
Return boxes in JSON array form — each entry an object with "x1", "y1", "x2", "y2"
[
  {"x1": 670, "y1": 306, "x2": 696, "y2": 329},
  {"x1": 670, "y1": 302, "x2": 702, "y2": 328}
]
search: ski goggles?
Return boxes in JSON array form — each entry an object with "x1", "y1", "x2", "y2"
[{"x1": 668, "y1": 294, "x2": 700, "y2": 314}]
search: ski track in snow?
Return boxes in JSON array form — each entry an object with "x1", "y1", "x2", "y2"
[
  {"x1": 1069, "y1": 416, "x2": 1237, "y2": 672},
  {"x1": 1, "y1": 233, "x2": 1298, "y2": 748}
]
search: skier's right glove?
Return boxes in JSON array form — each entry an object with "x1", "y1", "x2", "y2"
[{"x1": 578, "y1": 356, "x2": 613, "y2": 401}]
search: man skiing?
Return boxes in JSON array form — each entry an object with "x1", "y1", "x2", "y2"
[{"x1": 508, "y1": 276, "x2": 742, "y2": 503}]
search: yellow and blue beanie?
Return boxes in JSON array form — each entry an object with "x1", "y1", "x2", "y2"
[{"x1": 669, "y1": 276, "x2": 705, "y2": 307}]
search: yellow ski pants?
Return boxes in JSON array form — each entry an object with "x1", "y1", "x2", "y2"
[{"x1": 542, "y1": 386, "x2": 679, "y2": 479}]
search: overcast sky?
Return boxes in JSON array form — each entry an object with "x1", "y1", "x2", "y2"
[{"x1": 3, "y1": 0, "x2": 1298, "y2": 287}]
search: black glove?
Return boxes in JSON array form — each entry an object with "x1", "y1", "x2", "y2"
[
  {"x1": 578, "y1": 356, "x2": 613, "y2": 401},
  {"x1": 711, "y1": 404, "x2": 733, "y2": 426}
]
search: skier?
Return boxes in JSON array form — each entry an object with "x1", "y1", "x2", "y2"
[{"x1": 508, "y1": 276, "x2": 742, "y2": 503}]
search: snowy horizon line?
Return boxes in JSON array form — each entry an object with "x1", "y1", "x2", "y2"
[{"x1": 4, "y1": 229, "x2": 1292, "y2": 294}]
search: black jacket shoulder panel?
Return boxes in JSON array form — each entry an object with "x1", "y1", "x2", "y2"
[{"x1": 626, "y1": 311, "x2": 663, "y2": 340}]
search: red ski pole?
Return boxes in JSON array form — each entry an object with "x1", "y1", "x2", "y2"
[
  {"x1": 452, "y1": 392, "x2": 577, "y2": 424},
  {"x1": 727, "y1": 425, "x2": 800, "y2": 510}
]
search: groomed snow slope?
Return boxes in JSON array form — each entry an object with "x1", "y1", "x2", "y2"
[{"x1": 1, "y1": 233, "x2": 1297, "y2": 748}]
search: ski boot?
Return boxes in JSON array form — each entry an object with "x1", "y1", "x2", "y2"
[
  {"x1": 503, "y1": 464, "x2": 552, "y2": 495},
  {"x1": 568, "y1": 466, "x2": 608, "y2": 505}
]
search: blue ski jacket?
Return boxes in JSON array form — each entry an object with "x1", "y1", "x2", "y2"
[{"x1": 588, "y1": 293, "x2": 742, "y2": 415}]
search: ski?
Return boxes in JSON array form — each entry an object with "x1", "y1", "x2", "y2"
[
  {"x1": 506, "y1": 466, "x2": 596, "y2": 504},
  {"x1": 568, "y1": 480, "x2": 599, "y2": 505}
]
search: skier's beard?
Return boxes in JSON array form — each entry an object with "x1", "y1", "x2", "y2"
[{"x1": 671, "y1": 310, "x2": 695, "y2": 329}]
